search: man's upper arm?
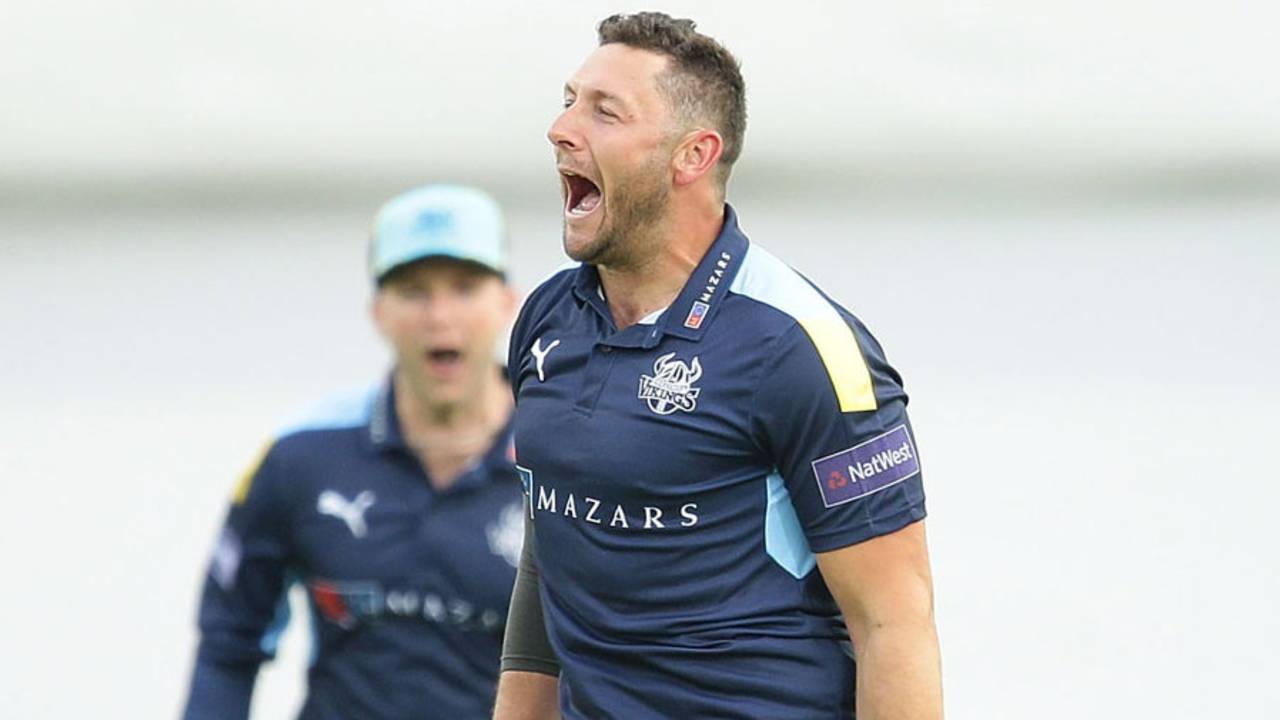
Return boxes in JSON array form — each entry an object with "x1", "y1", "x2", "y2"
[
  {"x1": 751, "y1": 320, "x2": 926, "y2": 553},
  {"x1": 197, "y1": 443, "x2": 294, "y2": 654},
  {"x1": 507, "y1": 301, "x2": 530, "y2": 397},
  {"x1": 183, "y1": 443, "x2": 294, "y2": 719},
  {"x1": 815, "y1": 520, "x2": 943, "y2": 720},
  {"x1": 814, "y1": 520, "x2": 935, "y2": 640}
]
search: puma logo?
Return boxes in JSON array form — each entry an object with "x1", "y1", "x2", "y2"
[
  {"x1": 316, "y1": 490, "x2": 376, "y2": 538},
  {"x1": 531, "y1": 337, "x2": 560, "y2": 382}
]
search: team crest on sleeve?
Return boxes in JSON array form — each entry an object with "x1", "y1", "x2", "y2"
[
  {"x1": 812, "y1": 425, "x2": 920, "y2": 507},
  {"x1": 638, "y1": 352, "x2": 702, "y2": 415},
  {"x1": 210, "y1": 527, "x2": 242, "y2": 591}
]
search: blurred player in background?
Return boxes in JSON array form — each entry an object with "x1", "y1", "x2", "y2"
[
  {"x1": 495, "y1": 12, "x2": 942, "y2": 719},
  {"x1": 182, "y1": 185, "x2": 525, "y2": 720}
]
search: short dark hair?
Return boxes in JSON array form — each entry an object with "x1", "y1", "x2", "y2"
[{"x1": 597, "y1": 12, "x2": 747, "y2": 187}]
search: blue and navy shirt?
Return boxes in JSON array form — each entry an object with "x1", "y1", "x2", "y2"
[
  {"x1": 508, "y1": 206, "x2": 927, "y2": 719},
  {"x1": 183, "y1": 379, "x2": 523, "y2": 720}
]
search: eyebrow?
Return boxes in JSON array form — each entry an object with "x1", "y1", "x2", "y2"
[{"x1": 563, "y1": 83, "x2": 626, "y2": 106}]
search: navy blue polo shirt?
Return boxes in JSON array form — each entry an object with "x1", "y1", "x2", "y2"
[
  {"x1": 508, "y1": 206, "x2": 927, "y2": 718},
  {"x1": 183, "y1": 378, "x2": 523, "y2": 720}
]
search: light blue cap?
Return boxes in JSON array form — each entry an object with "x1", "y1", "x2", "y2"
[{"x1": 369, "y1": 184, "x2": 507, "y2": 283}]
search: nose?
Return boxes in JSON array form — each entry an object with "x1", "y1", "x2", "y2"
[
  {"x1": 421, "y1": 293, "x2": 459, "y2": 329},
  {"x1": 547, "y1": 108, "x2": 581, "y2": 152}
]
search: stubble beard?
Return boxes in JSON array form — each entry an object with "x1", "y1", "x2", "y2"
[{"x1": 564, "y1": 163, "x2": 670, "y2": 269}]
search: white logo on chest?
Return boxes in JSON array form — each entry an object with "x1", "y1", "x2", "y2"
[
  {"x1": 485, "y1": 502, "x2": 525, "y2": 568},
  {"x1": 531, "y1": 337, "x2": 560, "y2": 382},
  {"x1": 638, "y1": 352, "x2": 703, "y2": 415},
  {"x1": 317, "y1": 490, "x2": 376, "y2": 538}
]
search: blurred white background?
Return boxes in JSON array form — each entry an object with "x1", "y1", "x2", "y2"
[{"x1": 1, "y1": 1, "x2": 1277, "y2": 718}]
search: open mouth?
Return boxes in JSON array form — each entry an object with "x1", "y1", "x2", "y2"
[
  {"x1": 561, "y1": 170, "x2": 602, "y2": 217},
  {"x1": 425, "y1": 348, "x2": 463, "y2": 372}
]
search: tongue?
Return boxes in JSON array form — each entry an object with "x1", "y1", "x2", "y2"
[{"x1": 576, "y1": 188, "x2": 602, "y2": 213}]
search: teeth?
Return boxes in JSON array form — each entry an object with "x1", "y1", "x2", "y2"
[
  {"x1": 563, "y1": 171, "x2": 601, "y2": 217},
  {"x1": 574, "y1": 191, "x2": 601, "y2": 215}
]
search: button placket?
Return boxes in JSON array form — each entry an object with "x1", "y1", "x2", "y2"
[{"x1": 573, "y1": 343, "x2": 619, "y2": 414}]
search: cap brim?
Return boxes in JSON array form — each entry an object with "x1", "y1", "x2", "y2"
[{"x1": 375, "y1": 254, "x2": 505, "y2": 286}]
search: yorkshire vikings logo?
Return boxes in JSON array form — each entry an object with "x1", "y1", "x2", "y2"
[{"x1": 638, "y1": 352, "x2": 703, "y2": 415}]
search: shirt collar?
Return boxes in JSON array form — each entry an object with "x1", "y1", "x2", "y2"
[
  {"x1": 569, "y1": 204, "x2": 750, "y2": 346},
  {"x1": 659, "y1": 204, "x2": 749, "y2": 342},
  {"x1": 367, "y1": 374, "x2": 407, "y2": 451},
  {"x1": 595, "y1": 284, "x2": 666, "y2": 325}
]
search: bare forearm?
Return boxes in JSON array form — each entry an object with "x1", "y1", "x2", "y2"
[
  {"x1": 854, "y1": 622, "x2": 943, "y2": 720},
  {"x1": 493, "y1": 670, "x2": 560, "y2": 720},
  {"x1": 814, "y1": 521, "x2": 942, "y2": 718}
]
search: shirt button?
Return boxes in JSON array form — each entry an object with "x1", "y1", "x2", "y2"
[{"x1": 600, "y1": 346, "x2": 612, "y2": 353}]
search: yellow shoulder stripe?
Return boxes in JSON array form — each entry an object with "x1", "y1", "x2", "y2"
[
  {"x1": 797, "y1": 316, "x2": 878, "y2": 412},
  {"x1": 232, "y1": 442, "x2": 273, "y2": 505},
  {"x1": 728, "y1": 243, "x2": 879, "y2": 413}
]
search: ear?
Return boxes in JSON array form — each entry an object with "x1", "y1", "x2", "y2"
[
  {"x1": 370, "y1": 292, "x2": 390, "y2": 339},
  {"x1": 500, "y1": 284, "x2": 520, "y2": 322},
  {"x1": 671, "y1": 129, "x2": 724, "y2": 188}
]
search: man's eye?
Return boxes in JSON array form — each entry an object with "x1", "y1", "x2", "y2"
[
  {"x1": 598, "y1": 107, "x2": 617, "y2": 119},
  {"x1": 562, "y1": 98, "x2": 575, "y2": 109}
]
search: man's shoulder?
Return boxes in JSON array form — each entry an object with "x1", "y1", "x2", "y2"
[
  {"x1": 521, "y1": 262, "x2": 580, "y2": 314},
  {"x1": 510, "y1": 263, "x2": 581, "y2": 354},
  {"x1": 267, "y1": 382, "x2": 380, "y2": 457},
  {"x1": 228, "y1": 383, "x2": 381, "y2": 511},
  {"x1": 726, "y1": 242, "x2": 849, "y2": 332},
  {"x1": 725, "y1": 242, "x2": 889, "y2": 412}
]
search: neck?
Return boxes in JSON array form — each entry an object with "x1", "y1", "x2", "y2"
[
  {"x1": 393, "y1": 366, "x2": 512, "y2": 490},
  {"x1": 598, "y1": 201, "x2": 725, "y2": 329}
]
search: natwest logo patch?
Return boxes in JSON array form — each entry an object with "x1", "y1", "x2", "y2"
[{"x1": 811, "y1": 425, "x2": 920, "y2": 507}]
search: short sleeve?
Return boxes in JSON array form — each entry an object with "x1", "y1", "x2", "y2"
[
  {"x1": 186, "y1": 443, "x2": 293, "y2": 671},
  {"x1": 750, "y1": 321, "x2": 926, "y2": 553},
  {"x1": 508, "y1": 301, "x2": 531, "y2": 398}
]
